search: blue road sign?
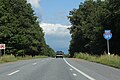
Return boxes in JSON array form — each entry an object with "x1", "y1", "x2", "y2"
[{"x1": 103, "y1": 30, "x2": 112, "y2": 40}]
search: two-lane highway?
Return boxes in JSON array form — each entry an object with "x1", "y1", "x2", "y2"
[{"x1": 0, "y1": 58, "x2": 120, "y2": 80}]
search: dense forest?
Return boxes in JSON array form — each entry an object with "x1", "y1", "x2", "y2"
[
  {"x1": 0, "y1": 0, "x2": 55, "y2": 57},
  {"x1": 68, "y1": 0, "x2": 120, "y2": 57}
]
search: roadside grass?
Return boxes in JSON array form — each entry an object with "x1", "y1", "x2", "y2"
[
  {"x1": 17, "y1": 55, "x2": 48, "y2": 60},
  {"x1": 74, "y1": 53, "x2": 120, "y2": 69},
  {"x1": 0, "y1": 55, "x2": 17, "y2": 63},
  {"x1": 0, "y1": 55, "x2": 48, "y2": 64}
]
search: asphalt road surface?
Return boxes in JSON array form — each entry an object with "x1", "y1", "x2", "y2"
[{"x1": 0, "y1": 58, "x2": 120, "y2": 80}]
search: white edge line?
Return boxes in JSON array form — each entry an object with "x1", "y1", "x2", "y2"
[
  {"x1": 8, "y1": 70, "x2": 20, "y2": 76},
  {"x1": 63, "y1": 58, "x2": 95, "y2": 80}
]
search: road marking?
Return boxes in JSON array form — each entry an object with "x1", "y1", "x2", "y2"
[
  {"x1": 73, "y1": 73, "x2": 77, "y2": 76},
  {"x1": 32, "y1": 63, "x2": 37, "y2": 65},
  {"x1": 8, "y1": 70, "x2": 20, "y2": 76},
  {"x1": 63, "y1": 58, "x2": 95, "y2": 80},
  {"x1": 70, "y1": 68, "x2": 73, "y2": 71},
  {"x1": 42, "y1": 60, "x2": 44, "y2": 62}
]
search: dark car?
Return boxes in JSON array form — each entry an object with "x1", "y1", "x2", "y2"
[{"x1": 56, "y1": 51, "x2": 64, "y2": 58}]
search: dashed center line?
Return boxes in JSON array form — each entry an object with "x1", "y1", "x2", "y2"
[
  {"x1": 32, "y1": 63, "x2": 37, "y2": 65},
  {"x1": 73, "y1": 73, "x2": 77, "y2": 76},
  {"x1": 8, "y1": 70, "x2": 20, "y2": 76},
  {"x1": 42, "y1": 60, "x2": 44, "y2": 62},
  {"x1": 70, "y1": 68, "x2": 73, "y2": 71}
]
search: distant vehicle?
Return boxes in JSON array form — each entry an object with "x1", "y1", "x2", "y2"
[{"x1": 56, "y1": 51, "x2": 64, "y2": 58}]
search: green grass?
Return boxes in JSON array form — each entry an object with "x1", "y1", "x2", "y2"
[
  {"x1": 0, "y1": 55, "x2": 17, "y2": 63},
  {"x1": 0, "y1": 55, "x2": 48, "y2": 64},
  {"x1": 17, "y1": 55, "x2": 48, "y2": 60},
  {"x1": 74, "y1": 53, "x2": 120, "y2": 68}
]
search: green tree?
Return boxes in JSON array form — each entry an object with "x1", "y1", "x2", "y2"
[
  {"x1": 68, "y1": 0, "x2": 110, "y2": 57},
  {"x1": 104, "y1": 0, "x2": 120, "y2": 55},
  {"x1": 0, "y1": 0, "x2": 55, "y2": 57}
]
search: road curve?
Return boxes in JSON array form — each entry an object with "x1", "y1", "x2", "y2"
[{"x1": 0, "y1": 58, "x2": 120, "y2": 80}]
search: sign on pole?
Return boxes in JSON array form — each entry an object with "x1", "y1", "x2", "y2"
[
  {"x1": 0, "y1": 44, "x2": 5, "y2": 50},
  {"x1": 103, "y1": 30, "x2": 112, "y2": 40},
  {"x1": 103, "y1": 30, "x2": 112, "y2": 55},
  {"x1": 0, "y1": 44, "x2": 5, "y2": 55}
]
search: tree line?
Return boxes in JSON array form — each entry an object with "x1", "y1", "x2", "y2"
[
  {"x1": 68, "y1": 0, "x2": 120, "y2": 57},
  {"x1": 0, "y1": 0, "x2": 55, "y2": 57}
]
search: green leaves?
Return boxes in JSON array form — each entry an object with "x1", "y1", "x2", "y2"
[
  {"x1": 69, "y1": 0, "x2": 120, "y2": 57},
  {"x1": 68, "y1": 0, "x2": 116, "y2": 57},
  {"x1": 0, "y1": 0, "x2": 55, "y2": 57}
]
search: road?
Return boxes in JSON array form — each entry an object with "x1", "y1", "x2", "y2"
[{"x1": 0, "y1": 58, "x2": 120, "y2": 80}]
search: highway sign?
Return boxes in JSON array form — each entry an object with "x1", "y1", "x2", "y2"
[
  {"x1": 103, "y1": 30, "x2": 112, "y2": 40},
  {"x1": 103, "y1": 30, "x2": 112, "y2": 55}
]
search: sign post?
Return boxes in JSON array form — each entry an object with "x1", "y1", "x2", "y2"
[
  {"x1": 103, "y1": 30, "x2": 112, "y2": 55},
  {"x1": 107, "y1": 40, "x2": 110, "y2": 55},
  {"x1": 0, "y1": 44, "x2": 6, "y2": 55}
]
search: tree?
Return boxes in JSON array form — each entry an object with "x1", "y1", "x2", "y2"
[
  {"x1": 68, "y1": 0, "x2": 111, "y2": 57},
  {"x1": 0, "y1": 0, "x2": 55, "y2": 56},
  {"x1": 104, "y1": 0, "x2": 120, "y2": 55}
]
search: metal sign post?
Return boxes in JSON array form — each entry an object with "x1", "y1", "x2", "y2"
[
  {"x1": 4, "y1": 49, "x2": 5, "y2": 55},
  {"x1": 107, "y1": 40, "x2": 110, "y2": 55},
  {"x1": 103, "y1": 30, "x2": 112, "y2": 55}
]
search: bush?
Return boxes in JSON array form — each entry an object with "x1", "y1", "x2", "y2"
[{"x1": 16, "y1": 50, "x2": 25, "y2": 57}]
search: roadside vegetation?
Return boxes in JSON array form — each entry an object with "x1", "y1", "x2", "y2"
[
  {"x1": 68, "y1": 0, "x2": 120, "y2": 57},
  {"x1": 0, "y1": 55, "x2": 48, "y2": 64},
  {"x1": 68, "y1": 0, "x2": 120, "y2": 68},
  {"x1": 0, "y1": 0, "x2": 55, "y2": 57},
  {"x1": 74, "y1": 53, "x2": 120, "y2": 69}
]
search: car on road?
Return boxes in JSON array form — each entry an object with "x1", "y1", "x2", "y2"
[{"x1": 56, "y1": 51, "x2": 64, "y2": 58}]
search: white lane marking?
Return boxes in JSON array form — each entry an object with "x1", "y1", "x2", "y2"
[
  {"x1": 70, "y1": 68, "x2": 73, "y2": 71},
  {"x1": 63, "y1": 58, "x2": 95, "y2": 80},
  {"x1": 32, "y1": 63, "x2": 37, "y2": 65},
  {"x1": 8, "y1": 70, "x2": 20, "y2": 76},
  {"x1": 73, "y1": 73, "x2": 77, "y2": 76},
  {"x1": 42, "y1": 60, "x2": 45, "y2": 62}
]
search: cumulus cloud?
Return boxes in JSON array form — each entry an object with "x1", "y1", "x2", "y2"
[
  {"x1": 40, "y1": 23, "x2": 71, "y2": 53},
  {"x1": 40, "y1": 23, "x2": 71, "y2": 37},
  {"x1": 27, "y1": 0, "x2": 40, "y2": 8}
]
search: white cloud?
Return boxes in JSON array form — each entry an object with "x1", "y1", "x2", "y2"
[
  {"x1": 40, "y1": 23, "x2": 71, "y2": 53},
  {"x1": 27, "y1": 0, "x2": 40, "y2": 8},
  {"x1": 40, "y1": 23, "x2": 71, "y2": 37}
]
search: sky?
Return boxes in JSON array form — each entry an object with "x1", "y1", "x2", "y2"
[{"x1": 27, "y1": 0, "x2": 84, "y2": 53}]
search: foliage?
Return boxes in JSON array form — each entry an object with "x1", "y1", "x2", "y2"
[
  {"x1": 68, "y1": 0, "x2": 120, "y2": 57},
  {"x1": 74, "y1": 53, "x2": 120, "y2": 68},
  {"x1": 0, "y1": 0, "x2": 55, "y2": 56},
  {"x1": 0, "y1": 55, "x2": 48, "y2": 63},
  {"x1": 16, "y1": 50, "x2": 25, "y2": 57},
  {"x1": 0, "y1": 55, "x2": 17, "y2": 63}
]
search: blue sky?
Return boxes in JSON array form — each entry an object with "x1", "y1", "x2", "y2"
[
  {"x1": 27, "y1": 0, "x2": 84, "y2": 53},
  {"x1": 40, "y1": 0, "x2": 84, "y2": 25}
]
